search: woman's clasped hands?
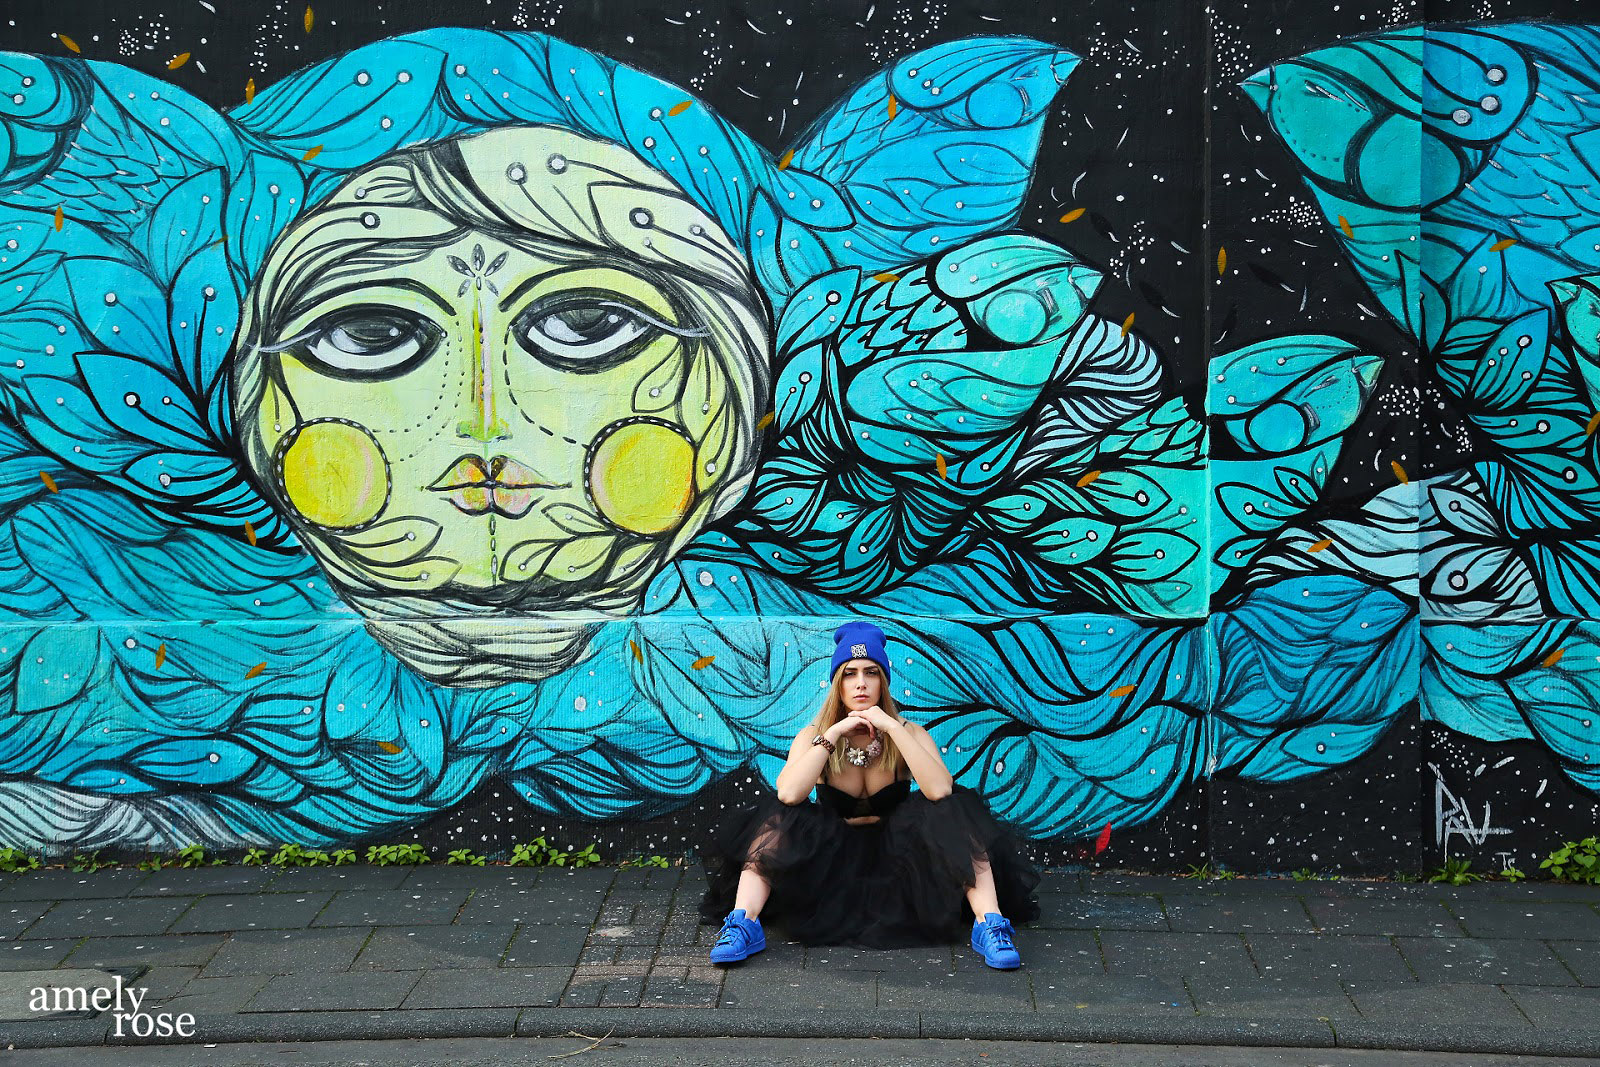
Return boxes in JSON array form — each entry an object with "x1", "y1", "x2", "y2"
[{"x1": 841, "y1": 704, "x2": 898, "y2": 739}]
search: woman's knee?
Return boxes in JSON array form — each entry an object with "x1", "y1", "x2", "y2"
[{"x1": 744, "y1": 816, "x2": 786, "y2": 864}]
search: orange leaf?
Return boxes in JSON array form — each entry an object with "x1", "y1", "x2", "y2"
[
  {"x1": 39, "y1": 472, "x2": 59, "y2": 493},
  {"x1": 691, "y1": 655, "x2": 715, "y2": 669},
  {"x1": 1109, "y1": 684, "x2": 1136, "y2": 697},
  {"x1": 667, "y1": 100, "x2": 693, "y2": 117},
  {"x1": 304, "y1": 5, "x2": 314, "y2": 32},
  {"x1": 1120, "y1": 312, "x2": 1135, "y2": 338},
  {"x1": 244, "y1": 662, "x2": 266, "y2": 679},
  {"x1": 154, "y1": 642, "x2": 167, "y2": 669},
  {"x1": 1075, "y1": 470, "x2": 1101, "y2": 488},
  {"x1": 167, "y1": 52, "x2": 190, "y2": 70},
  {"x1": 1391, "y1": 460, "x2": 1409, "y2": 485},
  {"x1": 1543, "y1": 647, "x2": 1565, "y2": 668},
  {"x1": 244, "y1": 78, "x2": 256, "y2": 104},
  {"x1": 935, "y1": 453, "x2": 948, "y2": 480},
  {"x1": 1217, "y1": 247, "x2": 1227, "y2": 275},
  {"x1": 53, "y1": 206, "x2": 63, "y2": 232},
  {"x1": 1338, "y1": 215, "x2": 1353, "y2": 238},
  {"x1": 777, "y1": 149, "x2": 795, "y2": 171},
  {"x1": 244, "y1": 521, "x2": 257, "y2": 547},
  {"x1": 757, "y1": 412, "x2": 775, "y2": 430},
  {"x1": 376, "y1": 741, "x2": 402, "y2": 755},
  {"x1": 58, "y1": 34, "x2": 80, "y2": 54},
  {"x1": 629, "y1": 639, "x2": 643, "y2": 663},
  {"x1": 871, "y1": 271, "x2": 900, "y2": 282},
  {"x1": 1587, "y1": 412, "x2": 1600, "y2": 437},
  {"x1": 1059, "y1": 207, "x2": 1085, "y2": 224},
  {"x1": 301, "y1": 145, "x2": 323, "y2": 162},
  {"x1": 1307, "y1": 537, "x2": 1333, "y2": 553},
  {"x1": 887, "y1": 93, "x2": 898, "y2": 119},
  {"x1": 1490, "y1": 237, "x2": 1517, "y2": 252}
]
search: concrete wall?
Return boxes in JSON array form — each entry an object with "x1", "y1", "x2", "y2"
[{"x1": 0, "y1": 0, "x2": 1595, "y2": 873}]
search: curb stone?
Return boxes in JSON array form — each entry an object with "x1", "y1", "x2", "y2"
[{"x1": 12, "y1": 1010, "x2": 1600, "y2": 1053}]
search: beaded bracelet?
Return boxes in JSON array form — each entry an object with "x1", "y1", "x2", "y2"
[{"x1": 810, "y1": 734, "x2": 835, "y2": 753}]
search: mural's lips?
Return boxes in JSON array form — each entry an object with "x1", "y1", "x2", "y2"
[{"x1": 428, "y1": 455, "x2": 568, "y2": 518}]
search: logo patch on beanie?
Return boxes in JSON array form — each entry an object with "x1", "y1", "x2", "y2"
[{"x1": 851, "y1": 643, "x2": 868, "y2": 658}]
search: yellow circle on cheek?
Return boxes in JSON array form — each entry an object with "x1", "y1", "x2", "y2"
[
  {"x1": 588, "y1": 423, "x2": 696, "y2": 536},
  {"x1": 278, "y1": 421, "x2": 390, "y2": 529}
]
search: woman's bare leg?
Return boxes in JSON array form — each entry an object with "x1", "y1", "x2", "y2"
[
  {"x1": 966, "y1": 854, "x2": 1001, "y2": 919},
  {"x1": 732, "y1": 865, "x2": 771, "y2": 918},
  {"x1": 732, "y1": 818, "x2": 782, "y2": 918}
]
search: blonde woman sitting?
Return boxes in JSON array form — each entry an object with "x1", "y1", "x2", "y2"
[{"x1": 698, "y1": 622, "x2": 1040, "y2": 968}]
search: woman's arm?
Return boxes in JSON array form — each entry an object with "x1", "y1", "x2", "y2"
[
  {"x1": 890, "y1": 719, "x2": 954, "y2": 801},
  {"x1": 855, "y1": 707, "x2": 954, "y2": 801},
  {"x1": 773, "y1": 719, "x2": 851, "y2": 805}
]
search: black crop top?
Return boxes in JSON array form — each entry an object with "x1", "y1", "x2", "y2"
[{"x1": 816, "y1": 779, "x2": 911, "y2": 820}]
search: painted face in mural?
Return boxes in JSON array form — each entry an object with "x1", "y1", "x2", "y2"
[
  {"x1": 840, "y1": 660, "x2": 884, "y2": 713},
  {"x1": 233, "y1": 127, "x2": 771, "y2": 685}
]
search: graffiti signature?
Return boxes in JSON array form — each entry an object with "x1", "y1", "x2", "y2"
[{"x1": 1431, "y1": 763, "x2": 1512, "y2": 855}]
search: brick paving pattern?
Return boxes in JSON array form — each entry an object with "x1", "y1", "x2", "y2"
[{"x1": 0, "y1": 866, "x2": 1597, "y2": 1053}]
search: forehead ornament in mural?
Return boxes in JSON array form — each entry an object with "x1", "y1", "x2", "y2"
[{"x1": 0, "y1": 21, "x2": 1593, "y2": 855}]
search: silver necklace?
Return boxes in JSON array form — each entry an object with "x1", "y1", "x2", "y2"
[{"x1": 843, "y1": 736, "x2": 883, "y2": 767}]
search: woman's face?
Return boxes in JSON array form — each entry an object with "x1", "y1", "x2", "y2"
[
  {"x1": 233, "y1": 127, "x2": 767, "y2": 617},
  {"x1": 247, "y1": 240, "x2": 717, "y2": 594},
  {"x1": 840, "y1": 659, "x2": 884, "y2": 713}
]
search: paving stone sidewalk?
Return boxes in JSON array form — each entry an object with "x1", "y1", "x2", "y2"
[{"x1": 2, "y1": 866, "x2": 1599, "y2": 1056}]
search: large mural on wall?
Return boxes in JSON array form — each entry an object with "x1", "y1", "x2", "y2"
[{"x1": 0, "y1": 0, "x2": 1593, "y2": 871}]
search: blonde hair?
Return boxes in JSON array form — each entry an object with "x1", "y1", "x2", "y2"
[{"x1": 812, "y1": 663, "x2": 904, "y2": 778}]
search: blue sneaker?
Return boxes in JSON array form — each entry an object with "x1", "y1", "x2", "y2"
[
  {"x1": 709, "y1": 908, "x2": 766, "y2": 964},
  {"x1": 971, "y1": 912, "x2": 1022, "y2": 969}
]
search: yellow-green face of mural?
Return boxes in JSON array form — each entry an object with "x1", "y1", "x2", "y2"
[{"x1": 233, "y1": 127, "x2": 769, "y2": 612}]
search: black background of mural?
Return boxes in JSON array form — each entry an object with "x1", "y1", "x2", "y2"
[
  {"x1": 1211, "y1": 713, "x2": 1426, "y2": 875},
  {"x1": 3, "y1": 0, "x2": 1595, "y2": 872}
]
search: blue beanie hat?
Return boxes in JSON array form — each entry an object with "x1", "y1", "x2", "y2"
[{"x1": 830, "y1": 622, "x2": 890, "y2": 684}]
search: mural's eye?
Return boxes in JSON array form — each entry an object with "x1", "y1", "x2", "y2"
[
  {"x1": 298, "y1": 308, "x2": 441, "y2": 379},
  {"x1": 512, "y1": 292, "x2": 660, "y2": 373}
]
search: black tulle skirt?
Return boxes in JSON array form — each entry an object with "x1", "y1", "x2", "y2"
[{"x1": 697, "y1": 784, "x2": 1041, "y2": 948}]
